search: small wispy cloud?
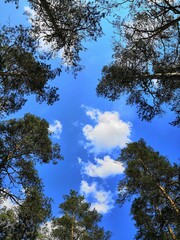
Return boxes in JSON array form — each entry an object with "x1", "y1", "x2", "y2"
[
  {"x1": 49, "y1": 120, "x2": 62, "y2": 139},
  {"x1": 82, "y1": 106, "x2": 132, "y2": 154},
  {"x1": 80, "y1": 180, "x2": 114, "y2": 214},
  {"x1": 78, "y1": 157, "x2": 82, "y2": 164}
]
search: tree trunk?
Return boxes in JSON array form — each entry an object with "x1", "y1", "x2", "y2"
[
  {"x1": 138, "y1": 158, "x2": 179, "y2": 214},
  {"x1": 155, "y1": 204, "x2": 177, "y2": 240},
  {"x1": 158, "y1": 184, "x2": 179, "y2": 214},
  {"x1": 143, "y1": 72, "x2": 180, "y2": 80},
  {"x1": 167, "y1": 225, "x2": 177, "y2": 240},
  {"x1": 71, "y1": 215, "x2": 75, "y2": 240}
]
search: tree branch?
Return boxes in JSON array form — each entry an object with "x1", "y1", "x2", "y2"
[{"x1": 0, "y1": 188, "x2": 22, "y2": 206}]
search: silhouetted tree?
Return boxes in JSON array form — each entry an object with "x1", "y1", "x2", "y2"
[
  {"x1": 4, "y1": 0, "x2": 109, "y2": 71},
  {"x1": 0, "y1": 185, "x2": 51, "y2": 240},
  {"x1": 0, "y1": 25, "x2": 60, "y2": 116},
  {"x1": 0, "y1": 113, "x2": 63, "y2": 203},
  {"x1": 97, "y1": 0, "x2": 180, "y2": 126},
  {"x1": 117, "y1": 139, "x2": 179, "y2": 239}
]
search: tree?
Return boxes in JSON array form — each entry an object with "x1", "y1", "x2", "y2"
[
  {"x1": 97, "y1": 0, "x2": 180, "y2": 126},
  {"x1": 0, "y1": 25, "x2": 60, "y2": 116},
  {"x1": 0, "y1": 206, "x2": 16, "y2": 239},
  {"x1": 1, "y1": 0, "x2": 114, "y2": 115},
  {"x1": 0, "y1": 185, "x2": 51, "y2": 240},
  {"x1": 51, "y1": 190, "x2": 111, "y2": 240},
  {"x1": 0, "y1": 113, "x2": 63, "y2": 203},
  {"x1": 11, "y1": 187, "x2": 51, "y2": 240},
  {"x1": 4, "y1": 0, "x2": 109, "y2": 71},
  {"x1": 117, "y1": 139, "x2": 179, "y2": 239}
]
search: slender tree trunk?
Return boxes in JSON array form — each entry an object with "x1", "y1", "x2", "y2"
[
  {"x1": 71, "y1": 215, "x2": 74, "y2": 240},
  {"x1": 155, "y1": 204, "x2": 177, "y2": 240},
  {"x1": 167, "y1": 225, "x2": 176, "y2": 240},
  {"x1": 143, "y1": 72, "x2": 180, "y2": 80},
  {"x1": 158, "y1": 185, "x2": 179, "y2": 214},
  {"x1": 138, "y1": 158, "x2": 179, "y2": 214},
  {"x1": 0, "y1": 71, "x2": 22, "y2": 76}
]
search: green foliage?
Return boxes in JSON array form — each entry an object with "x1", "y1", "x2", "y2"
[
  {"x1": 4, "y1": 0, "x2": 109, "y2": 72},
  {"x1": 51, "y1": 190, "x2": 111, "y2": 240},
  {"x1": 0, "y1": 207, "x2": 16, "y2": 240},
  {"x1": 12, "y1": 188, "x2": 51, "y2": 240},
  {"x1": 97, "y1": 0, "x2": 180, "y2": 126},
  {"x1": 0, "y1": 113, "x2": 63, "y2": 202},
  {"x1": 117, "y1": 139, "x2": 179, "y2": 239},
  {"x1": 0, "y1": 186, "x2": 51, "y2": 240},
  {"x1": 0, "y1": 25, "x2": 60, "y2": 116},
  {"x1": 1, "y1": 0, "x2": 114, "y2": 115},
  {"x1": 28, "y1": 0, "x2": 104, "y2": 67}
]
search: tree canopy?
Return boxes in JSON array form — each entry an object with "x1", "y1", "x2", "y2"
[
  {"x1": 1, "y1": 0, "x2": 179, "y2": 239},
  {"x1": 4, "y1": 0, "x2": 109, "y2": 71},
  {"x1": 51, "y1": 190, "x2": 112, "y2": 240},
  {"x1": 117, "y1": 139, "x2": 179, "y2": 239},
  {"x1": 97, "y1": 0, "x2": 180, "y2": 126},
  {"x1": 1, "y1": 0, "x2": 113, "y2": 116},
  {"x1": 0, "y1": 25, "x2": 61, "y2": 116},
  {"x1": 0, "y1": 113, "x2": 63, "y2": 203},
  {"x1": 0, "y1": 185, "x2": 51, "y2": 240}
]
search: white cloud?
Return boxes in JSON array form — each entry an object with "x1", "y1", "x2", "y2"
[
  {"x1": 80, "y1": 180, "x2": 97, "y2": 195},
  {"x1": 80, "y1": 180, "x2": 114, "y2": 214},
  {"x1": 82, "y1": 106, "x2": 132, "y2": 153},
  {"x1": 39, "y1": 220, "x2": 55, "y2": 239},
  {"x1": 24, "y1": 6, "x2": 36, "y2": 21},
  {"x1": 81, "y1": 155, "x2": 124, "y2": 178},
  {"x1": 49, "y1": 120, "x2": 62, "y2": 139},
  {"x1": 1, "y1": 198, "x2": 16, "y2": 209}
]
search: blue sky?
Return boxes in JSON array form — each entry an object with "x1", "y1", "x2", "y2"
[{"x1": 1, "y1": 1, "x2": 179, "y2": 239}]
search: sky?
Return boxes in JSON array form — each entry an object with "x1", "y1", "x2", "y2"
[{"x1": 1, "y1": 1, "x2": 179, "y2": 240}]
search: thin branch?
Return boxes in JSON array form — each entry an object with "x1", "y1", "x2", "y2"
[{"x1": 0, "y1": 188, "x2": 22, "y2": 206}]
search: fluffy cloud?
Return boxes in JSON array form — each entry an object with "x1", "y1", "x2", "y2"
[
  {"x1": 80, "y1": 180, "x2": 114, "y2": 214},
  {"x1": 49, "y1": 120, "x2": 62, "y2": 139},
  {"x1": 81, "y1": 155, "x2": 124, "y2": 178},
  {"x1": 82, "y1": 106, "x2": 132, "y2": 153}
]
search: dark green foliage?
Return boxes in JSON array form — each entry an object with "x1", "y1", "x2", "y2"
[
  {"x1": 0, "y1": 25, "x2": 60, "y2": 116},
  {"x1": 0, "y1": 113, "x2": 63, "y2": 202},
  {"x1": 117, "y1": 139, "x2": 179, "y2": 239},
  {"x1": 0, "y1": 207, "x2": 16, "y2": 240},
  {"x1": 5, "y1": 0, "x2": 107, "y2": 71},
  {"x1": 0, "y1": 186, "x2": 51, "y2": 240},
  {"x1": 97, "y1": 0, "x2": 180, "y2": 126},
  {"x1": 12, "y1": 188, "x2": 51, "y2": 240},
  {"x1": 0, "y1": 158, "x2": 51, "y2": 240},
  {"x1": 51, "y1": 190, "x2": 111, "y2": 240},
  {"x1": 1, "y1": 0, "x2": 111, "y2": 115}
]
